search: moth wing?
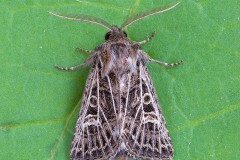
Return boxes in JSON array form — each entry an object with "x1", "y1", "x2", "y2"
[
  {"x1": 121, "y1": 60, "x2": 174, "y2": 160},
  {"x1": 70, "y1": 60, "x2": 119, "y2": 160}
]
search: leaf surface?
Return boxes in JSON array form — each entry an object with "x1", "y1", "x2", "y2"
[{"x1": 0, "y1": 0, "x2": 239, "y2": 159}]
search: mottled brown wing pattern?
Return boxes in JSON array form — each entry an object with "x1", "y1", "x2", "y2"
[
  {"x1": 70, "y1": 59, "x2": 120, "y2": 160},
  {"x1": 121, "y1": 60, "x2": 173, "y2": 160},
  {"x1": 52, "y1": 3, "x2": 182, "y2": 159}
]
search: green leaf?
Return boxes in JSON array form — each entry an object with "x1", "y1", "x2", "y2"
[{"x1": 0, "y1": 0, "x2": 239, "y2": 160}]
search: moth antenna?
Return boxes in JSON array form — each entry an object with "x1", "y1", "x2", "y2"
[
  {"x1": 121, "y1": 1, "x2": 180, "y2": 29},
  {"x1": 49, "y1": 11, "x2": 112, "y2": 30}
]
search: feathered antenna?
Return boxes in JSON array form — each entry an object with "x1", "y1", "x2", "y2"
[
  {"x1": 121, "y1": 1, "x2": 180, "y2": 29},
  {"x1": 49, "y1": 11, "x2": 112, "y2": 30}
]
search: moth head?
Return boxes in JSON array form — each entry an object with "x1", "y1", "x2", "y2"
[{"x1": 105, "y1": 25, "x2": 127, "y2": 41}]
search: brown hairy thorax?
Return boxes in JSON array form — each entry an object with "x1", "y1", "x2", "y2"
[
  {"x1": 99, "y1": 25, "x2": 140, "y2": 78},
  {"x1": 50, "y1": 2, "x2": 183, "y2": 160}
]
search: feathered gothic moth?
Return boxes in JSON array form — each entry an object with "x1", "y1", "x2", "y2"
[{"x1": 51, "y1": 2, "x2": 183, "y2": 160}]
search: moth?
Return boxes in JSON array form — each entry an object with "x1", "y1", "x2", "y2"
[{"x1": 50, "y1": 2, "x2": 183, "y2": 160}]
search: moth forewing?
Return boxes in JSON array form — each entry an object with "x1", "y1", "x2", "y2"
[{"x1": 52, "y1": 2, "x2": 182, "y2": 160}]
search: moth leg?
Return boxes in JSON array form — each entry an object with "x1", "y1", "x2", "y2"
[
  {"x1": 55, "y1": 55, "x2": 94, "y2": 71},
  {"x1": 150, "y1": 58, "x2": 183, "y2": 67},
  {"x1": 55, "y1": 63, "x2": 86, "y2": 71},
  {"x1": 75, "y1": 47, "x2": 93, "y2": 54},
  {"x1": 138, "y1": 32, "x2": 156, "y2": 46}
]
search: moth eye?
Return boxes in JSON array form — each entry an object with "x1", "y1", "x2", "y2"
[
  {"x1": 105, "y1": 32, "x2": 111, "y2": 40},
  {"x1": 143, "y1": 93, "x2": 151, "y2": 105},
  {"x1": 90, "y1": 96, "x2": 98, "y2": 107},
  {"x1": 123, "y1": 31, "x2": 127, "y2": 37}
]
